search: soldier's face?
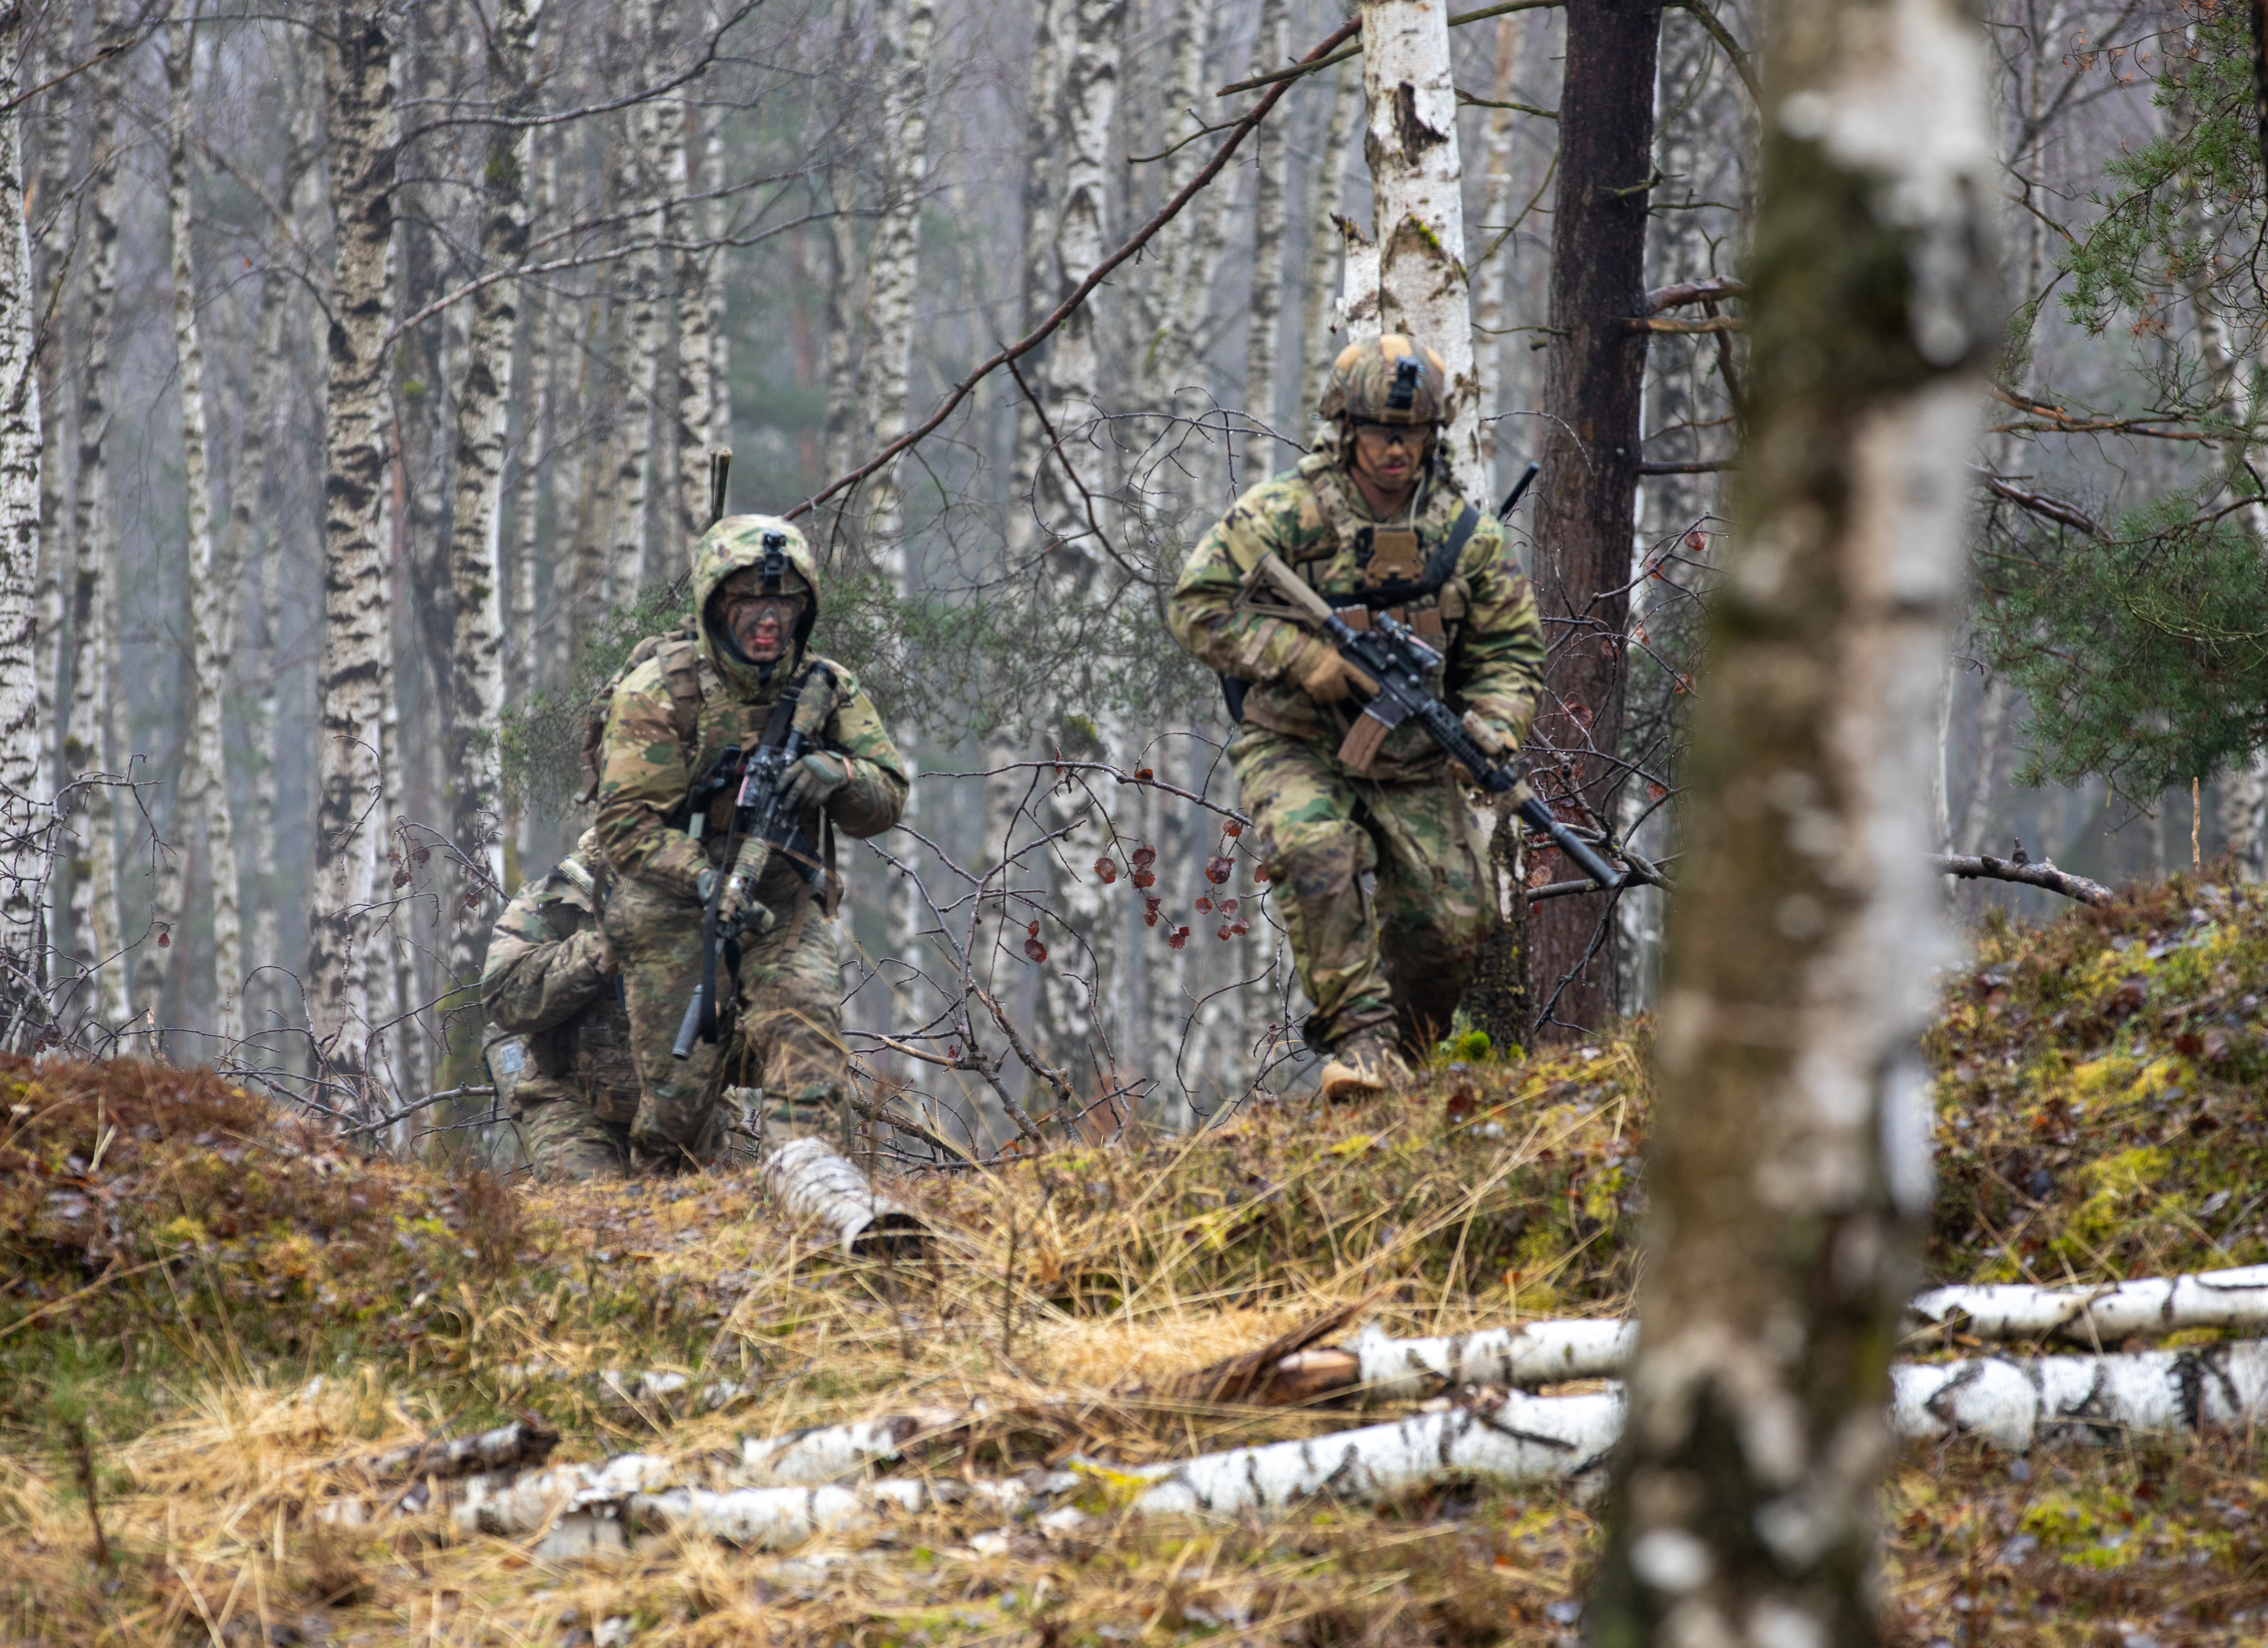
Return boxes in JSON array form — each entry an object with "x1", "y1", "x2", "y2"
[
  {"x1": 1351, "y1": 421, "x2": 1426, "y2": 488},
  {"x1": 722, "y1": 591, "x2": 801, "y2": 661}
]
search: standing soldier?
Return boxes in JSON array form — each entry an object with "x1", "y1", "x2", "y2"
[
  {"x1": 1166, "y1": 335, "x2": 1547, "y2": 1100},
  {"x1": 594, "y1": 516, "x2": 908, "y2": 1167},
  {"x1": 481, "y1": 830, "x2": 643, "y2": 1180}
]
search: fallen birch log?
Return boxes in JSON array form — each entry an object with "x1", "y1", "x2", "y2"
[
  {"x1": 763, "y1": 1137, "x2": 929, "y2": 1255},
  {"x1": 439, "y1": 1339, "x2": 2268, "y2": 1554},
  {"x1": 1905, "y1": 1266, "x2": 2268, "y2": 1344},
  {"x1": 357, "y1": 1418, "x2": 559, "y2": 1482},
  {"x1": 734, "y1": 1407, "x2": 970, "y2": 1486},
  {"x1": 1891, "y1": 1340, "x2": 2268, "y2": 1451}
]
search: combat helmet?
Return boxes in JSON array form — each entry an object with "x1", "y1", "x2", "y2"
[
  {"x1": 691, "y1": 514, "x2": 821, "y2": 680},
  {"x1": 1317, "y1": 334, "x2": 1450, "y2": 427}
]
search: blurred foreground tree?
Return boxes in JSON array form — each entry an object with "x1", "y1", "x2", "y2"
[{"x1": 1585, "y1": 0, "x2": 1996, "y2": 1639}]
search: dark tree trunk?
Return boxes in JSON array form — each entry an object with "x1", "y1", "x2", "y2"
[{"x1": 1524, "y1": 0, "x2": 1660, "y2": 1041}]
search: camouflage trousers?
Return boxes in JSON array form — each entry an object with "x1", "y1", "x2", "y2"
[
  {"x1": 512, "y1": 1074, "x2": 633, "y2": 1182},
  {"x1": 1230, "y1": 724, "x2": 1490, "y2": 1056},
  {"x1": 603, "y1": 874, "x2": 855, "y2": 1166}
]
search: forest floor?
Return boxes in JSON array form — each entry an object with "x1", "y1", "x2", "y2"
[{"x1": 8, "y1": 871, "x2": 2268, "y2": 1645}]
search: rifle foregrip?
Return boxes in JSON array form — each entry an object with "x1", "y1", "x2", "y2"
[
  {"x1": 671, "y1": 984, "x2": 706, "y2": 1060},
  {"x1": 1516, "y1": 796, "x2": 1624, "y2": 891}
]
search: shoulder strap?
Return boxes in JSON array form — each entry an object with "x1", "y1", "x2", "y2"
[
  {"x1": 1328, "y1": 503, "x2": 1480, "y2": 610},
  {"x1": 657, "y1": 636, "x2": 704, "y2": 754}
]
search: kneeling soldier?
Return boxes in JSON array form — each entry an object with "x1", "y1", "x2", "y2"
[
  {"x1": 1166, "y1": 334, "x2": 1546, "y2": 1101},
  {"x1": 481, "y1": 830, "x2": 642, "y2": 1179}
]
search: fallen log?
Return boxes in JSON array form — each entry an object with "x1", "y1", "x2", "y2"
[
  {"x1": 734, "y1": 1407, "x2": 970, "y2": 1486},
  {"x1": 1906, "y1": 1266, "x2": 2268, "y2": 1346},
  {"x1": 357, "y1": 1417, "x2": 559, "y2": 1483},
  {"x1": 439, "y1": 1339, "x2": 2268, "y2": 1553},
  {"x1": 763, "y1": 1137, "x2": 929, "y2": 1256}
]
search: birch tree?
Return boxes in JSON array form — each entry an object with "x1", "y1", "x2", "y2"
[
  {"x1": 444, "y1": 0, "x2": 541, "y2": 1017},
  {"x1": 1243, "y1": 0, "x2": 1291, "y2": 445},
  {"x1": 1357, "y1": 0, "x2": 1481, "y2": 495},
  {"x1": 1583, "y1": 0, "x2": 1997, "y2": 1638},
  {"x1": 64, "y1": 13, "x2": 128, "y2": 1030},
  {"x1": 1295, "y1": 55, "x2": 1366, "y2": 427},
  {"x1": 309, "y1": 2, "x2": 400, "y2": 1097},
  {"x1": 0, "y1": 6, "x2": 44, "y2": 989},
  {"x1": 162, "y1": 14, "x2": 245, "y2": 1043},
  {"x1": 615, "y1": 0, "x2": 675, "y2": 589}
]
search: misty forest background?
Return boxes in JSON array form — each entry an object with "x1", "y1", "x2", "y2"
[{"x1": 16, "y1": 0, "x2": 2268, "y2": 1144}]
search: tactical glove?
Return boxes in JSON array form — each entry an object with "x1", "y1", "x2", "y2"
[
  {"x1": 781, "y1": 750, "x2": 851, "y2": 812},
  {"x1": 695, "y1": 867, "x2": 775, "y2": 938},
  {"x1": 1289, "y1": 637, "x2": 1375, "y2": 705}
]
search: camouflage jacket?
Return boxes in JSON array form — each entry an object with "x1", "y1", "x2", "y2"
[
  {"x1": 480, "y1": 856, "x2": 640, "y2": 1117},
  {"x1": 1166, "y1": 452, "x2": 1546, "y2": 780},
  {"x1": 594, "y1": 649, "x2": 907, "y2": 905}
]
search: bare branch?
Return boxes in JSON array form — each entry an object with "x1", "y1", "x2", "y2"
[{"x1": 1929, "y1": 853, "x2": 2115, "y2": 905}]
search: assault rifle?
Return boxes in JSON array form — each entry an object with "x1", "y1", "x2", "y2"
[
  {"x1": 1242, "y1": 551, "x2": 1623, "y2": 891},
  {"x1": 671, "y1": 670, "x2": 833, "y2": 1060}
]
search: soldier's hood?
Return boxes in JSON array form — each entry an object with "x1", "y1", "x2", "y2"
[{"x1": 690, "y1": 514, "x2": 822, "y2": 696}]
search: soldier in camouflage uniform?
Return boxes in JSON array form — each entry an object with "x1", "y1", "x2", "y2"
[
  {"x1": 1167, "y1": 334, "x2": 1547, "y2": 1101},
  {"x1": 594, "y1": 515, "x2": 908, "y2": 1167},
  {"x1": 480, "y1": 830, "x2": 642, "y2": 1180}
]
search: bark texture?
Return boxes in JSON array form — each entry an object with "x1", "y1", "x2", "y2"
[
  {"x1": 1243, "y1": 0, "x2": 1292, "y2": 443},
  {"x1": 165, "y1": 18, "x2": 244, "y2": 1042},
  {"x1": 0, "y1": 10, "x2": 42, "y2": 982},
  {"x1": 1584, "y1": 0, "x2": 1997, "y2": 1639},
  {"x1": 1524, "y1": 0, "x2": 1662, "y2": 1040},
  {"x1": 64, "y1": 13, "x2": 128, "y2": 1029},
  {"x1": 1295, "y1": 55, "x2": 1367, "y2": 427},
  {"x1": 1358, "y1": 0, "x2": 1481, "y2": 496},
  {"x1": 309, "y1": 2, "x2": 399, "y2": 1093},
  {"x1": 445, "y1": 0, "x2": 539, "y2": 1006}
]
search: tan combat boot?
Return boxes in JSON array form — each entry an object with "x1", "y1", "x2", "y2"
[{"x1": 1317, "y1": 1032, "x2": 1413, "y2": 1103}]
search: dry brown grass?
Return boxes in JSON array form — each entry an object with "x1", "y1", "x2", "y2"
[{"x1": 11, "y1": 916, "x2": 2268, "y2": 1644}]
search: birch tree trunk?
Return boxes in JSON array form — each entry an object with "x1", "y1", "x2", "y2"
[
  {"x1": 863, "y1": 0, "x2": 936, "y2": 552},
  {"x1": 1472, "y1": 15, "x2": 1521, "y2": 487},
  {"x1": 309, "y1": 2, "x2": 399, "y2": 1101},
  {"x1": 444, "y1": 0, "x2": 538, "y2": 1020},
  {"x1": 29, "y1": 21, "x2": 68, "y2": 810},
  {"x1": 1141, "y1": 0, "x2": 1235, "y2": 417},
  {"x1": 1523, "y1": 0, "x2": 1662, "y2": 1041},
  {"x1": 615, "y1": 24, "x2": 670, "y2": 594},
  {"x1": 1357, "y1": 0, "x2": 1481, "y2": 497},
  {"x1": 1583, "y1": 0, "x2": 1996, "y2": 1638},
  {"x1": 509, "y1": 139, "x2": 556, "y2": 718},
  {"x1": 0, "y1": 10, "x2": 44, "y2": 991},
  {"x1": 671, "y1": 94, "x2": 711, "y2": 544},
  {"x1": 165, "y1": 15, "x2": 245, "y2": 1045},
  {"x1": 1243, "y1": 0, "x2": 1291, "y2": 450},
  {"x1": 1296, "y1": 55, "x2": 1367, "y2": 427},
  {"x1": 64, "y1": 14, "x2": 128, "y2": 1031}
]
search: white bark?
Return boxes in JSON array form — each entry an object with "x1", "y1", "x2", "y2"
[
  {"x1": 615, "y1": 20, "x2": 671, "y2": 594},
  {"x1": 703, "y1": 67, "x2": 731, "y2": 457},
  {"x1": 762, "y1": 1137, "x2": 927, "y2": 1254},
  {"x1": 1594, "y1": 0, "x2": 1997, "y2": 1629},
  {"x1": 671, "y1": 98, "x2": 712, "y2": 544},
  {"x1": 64, "y1": 18, "x2": 127, "y2": 1030},
  {"x1": 166, "y1": 17, "x2": 244, "y2": 1044},
  {"x1": 1243, "y1": 0, "x2": 1291, "y2": 447},
  {"x1": 1470, "y1": 16, "x2": 1520, "y2": 485},
  {"x1": 1908, "y1": 1266, "x2": 2268, "y2": 1344},
  {"x1": 1298, "y1": 56, "x2": 1367, "y2": 427},
  {"x1": 1357, "y1": 0, "x2": 1480, "y2": 496},
  {"x1": 30, "y1": 22, "x2": 68, "y2": 809},
  {"x1": 736, "y1": 1407, "x2": 969, "y2": 1486},
  {"x1": 1332, "y1": 220, "x2": 1381, "y2": 350},
  {"x1": 862, "y1": 0, "x2": 937, "y2": 553},
  {"x1": 2218, "y1": 757, "x2": 2265, "y2": 881},
  {"x1": 445, "y1": 0, "x2": 538, "y2": 1000},
  {"x1": 0, "y1": 11, "x2": 43, "y2": 983},
  {"x1": 1892, "y1": 1340, "x2": 2268, "y2": 1452},
  {"x1": 508, "y1": 140, "x2": 556, "y2": 716},
  {"x1": 1351, "y1": 1318, "x2": 1638, "y2": 1395},
  {"x1": 1142, "y1": 0, "x2": 1236, "y2": 415},
  {"x1": 309, "y1": 1, "x2": 399, "y2": 1098}
]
